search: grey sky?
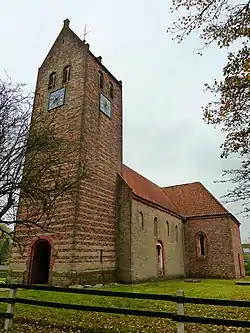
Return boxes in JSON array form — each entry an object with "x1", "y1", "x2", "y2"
[{"x1": 1, "y1": 0, "x2": 249, "y2": 241}]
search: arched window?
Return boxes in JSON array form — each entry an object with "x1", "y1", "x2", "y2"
[
  {"x1": 200, "y1": 234, "x2": 205, "y2": 255},
  {"x1": 166, "y1": 221, "x2": 169, "y2": 237},
  {"x1": 156, "y1": 240, "x2": 164, "y2": 275},
  {"x1": 63, "y1": 65, "x2": 71, "y2": 83},
  {"x1": 99, "y1": 71, "x2": 104, "y2": 89},
  {"x1": 154, "y1": 217, "x2": 158, "y2": 237},
  {"x1": 48, "y1": 72, "x2": 56, "y2": 89},
  {"x1": 109, "y1": 81, "x2": 114, "y2": 99},
  {"x1": 139, "y1": 212, "x2": 144, "y2": 230},
  {"x1": 196, "y1": 232, "x2": 207, "y2": 257},
  {"x1": 175, "y1": 225, "x2": 178, "y2": 242}
]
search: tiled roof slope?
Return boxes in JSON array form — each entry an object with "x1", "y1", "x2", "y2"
[
  {"x1": 122, "y1": 165, "x2": 231, "y2": 218},
  {"x1": 122, "y1": 165, "x2": 180, "y2": 215},
  {"x1": 163, "y1": 182, "x2": 229, "y2": 217}
]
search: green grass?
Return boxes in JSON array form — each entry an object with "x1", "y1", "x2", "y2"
[{"x1": 1, "y1": 279, "x2": 250, "y2": 333}]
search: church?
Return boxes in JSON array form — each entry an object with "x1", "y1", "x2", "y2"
[{"x1": 9, "y1": 19, "x2": 245, "y2": 285}]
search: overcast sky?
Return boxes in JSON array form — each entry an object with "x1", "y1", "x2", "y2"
[{"x1": 1, "y1": 0, "x2": 249, "y2": 241}]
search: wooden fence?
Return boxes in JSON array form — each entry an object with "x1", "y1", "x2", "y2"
[{"x1": 0, "y1": 284, "x2": 249, "y2": 332}]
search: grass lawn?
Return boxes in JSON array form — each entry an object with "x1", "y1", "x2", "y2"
[{"x1": 0, "y1": 279, "x2": 249, "y2": 333}]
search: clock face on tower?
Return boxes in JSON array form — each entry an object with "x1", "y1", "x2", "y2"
[
  {"x1": 48, "y1": 88, "x2": 66, "y2": 111},
  {"x1": 100, "y1": 93, "x2": 112, "y2": 118}
]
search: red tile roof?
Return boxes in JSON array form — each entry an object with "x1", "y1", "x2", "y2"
[
  {"x1": 122, "y1": 165, "x2": 230, "y2": 218},
  {"x1": 122, "y1": 165, "x2": 180, "y2": 215},
  {"x1": 163, "y1": 182, "x2": 229, "y2": 217}
]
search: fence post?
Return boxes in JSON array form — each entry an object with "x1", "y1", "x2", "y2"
[
  {"x1": 176, "y1": 290, "x2": 184, "y2": 333},
  {"x1": 4, "y1": 285, "x2": 17, "y2": 331}
]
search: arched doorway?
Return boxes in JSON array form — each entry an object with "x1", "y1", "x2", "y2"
[
  {"x1": 156, "y1": 241, "x2": 164, "y2": 276},
  {"x1": 29, "y1": 240, "x2": 51, "y2": 284}
]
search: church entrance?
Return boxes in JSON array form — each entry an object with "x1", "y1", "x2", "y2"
[
  {"x1": 156, "y1": 241, "x2": 164, "y2": 276},
  {"x1": 29, "y1": 240, "x2": 51, "y2": 284}
]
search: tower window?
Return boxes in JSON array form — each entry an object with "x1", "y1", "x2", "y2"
[
  {"x1": 48, "y1": 72, "x2": 56, "y2": 89},
  {"x1": 99, "y1": 71, "x2": 104, "y2": 89},
  {"x1": 109, "y1": 81, "x2": 114, "y2": 99},
  {"x1": 63, "y1": 65, "x2": 71, "y2": 83}
]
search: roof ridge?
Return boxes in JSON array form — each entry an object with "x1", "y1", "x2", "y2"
[{"x1": 163, "y1": 181, "x2": 201, "y2": 189}]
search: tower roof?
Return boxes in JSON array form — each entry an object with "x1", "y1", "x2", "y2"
[{"x1": 40, "y1": 19, "x2": 122, "y2": 86}]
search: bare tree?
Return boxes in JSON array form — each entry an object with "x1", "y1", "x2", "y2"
[
  {"x1": 168, "y1": 0, "x2": 250, "y2": 212},
  {"x1": 0, "y1": 77, "x2": 86, "y2": 251}
]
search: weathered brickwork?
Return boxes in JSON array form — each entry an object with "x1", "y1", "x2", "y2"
[
  {"x1": 184, "y1": 216, "x2": 244, "y2": 279},
  {"x1": 116, "y1": 179, "x2": 133, "y2": 283},
  {"x1": 117, "y1": 180, "x2": 185, "y2": 283},
  {"x1": 9, "y1": 20, "x2": 122, "y2": 284},
  {"x1": 229, "y1": 219, "x2": 245, "y2": 278},
  {"x1": 130, "y1": 198, "x2": 184, "y2": 282},
  {"x1": 73, "y1": 49, "x2": 122, "y2": 275}
]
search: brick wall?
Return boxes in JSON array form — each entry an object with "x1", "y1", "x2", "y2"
[
  {"x1": 116, "y1": 178, "x2": 132, "y2": 283},
  {"x1": 9, "y1": 21, "x2": 122, "y2": 285},
  {"x1": 229, "y1": 219, "x2": 245, "y2": 278},
  {"x1": 130, "y1": 198, "x2": 184, "y2": 282},
  {"x1": 184, "y1": 215, "x2": 238, "y2": 278},
  {"x1": 72, "y1": 50, "x2": 122, "y2": 276},
  {"x1": 10, "y1": 23, "x2": 87, "y2": 283}
]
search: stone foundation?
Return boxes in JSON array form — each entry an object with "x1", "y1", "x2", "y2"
[
  {"x1": 7, "y1": 270, "x2": 25, "y2": 284},
  {"x1": 7, "y1": 269, "x2": 117, "y2": 286},
  {"x1": 52, "y1": 269, "x2": 117, "y2": 286}
]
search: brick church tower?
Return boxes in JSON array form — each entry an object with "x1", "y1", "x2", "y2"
[{"x1": 9, "y1": 19, "x2": 122, "y2": 285}]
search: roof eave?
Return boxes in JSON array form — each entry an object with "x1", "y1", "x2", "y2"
[
  {"x1": 186, "y1": 213, "x2": 241, "y2": 225},
  {"x1": 132, "y1": 193, "x2": 182, "y2": 219}
]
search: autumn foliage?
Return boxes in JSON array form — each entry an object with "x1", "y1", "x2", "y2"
[{"x1": 168, "y1": 0, "x2": 250, "y2": 211}]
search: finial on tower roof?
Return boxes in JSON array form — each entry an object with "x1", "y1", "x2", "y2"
[
  {"x1": 83, "y1": 25, "x2": 91, "y2": 42},
  {"x1": 63, "y1": 19, "x2": 70, "y2": 29}
]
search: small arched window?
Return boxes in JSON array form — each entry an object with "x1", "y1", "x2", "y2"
[
  {"x1": 99, "y1": 71, "x2": 104, "y2": 89},
  {"x1": 166, "y1": 222, "x2": 169, "y2": 237},
  {"x1": 156, "y1": 240, "x2": 164, "y2": 276},
  {"x1": 48, "y1": 72, "x2": 56, "y2": 89},
  {"x1": 175, "y1": 225, "x2": 178, "y2": 242},
  {"x1": 196, "y1": 232, "x2": 207, "y2": 257},
  {"x1": 63, "y1": 65, "x2": 71, "y2": 83},
  {"x1": 199, "y1": 234, "x2": 205, "y2": 256},
  {"x1": 154, "y1": 217, "x2": 158, "y2": 237},
  {"x1": 109, "y1": 81, "x2": 114, "y2": 99},
  {"x1": 139, "y1": 212, "x2": 144, "y2": 230}
]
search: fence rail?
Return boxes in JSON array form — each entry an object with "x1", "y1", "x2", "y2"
[{"x1": 0, "y1": 283, "x2": 249, "y2": 332}]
